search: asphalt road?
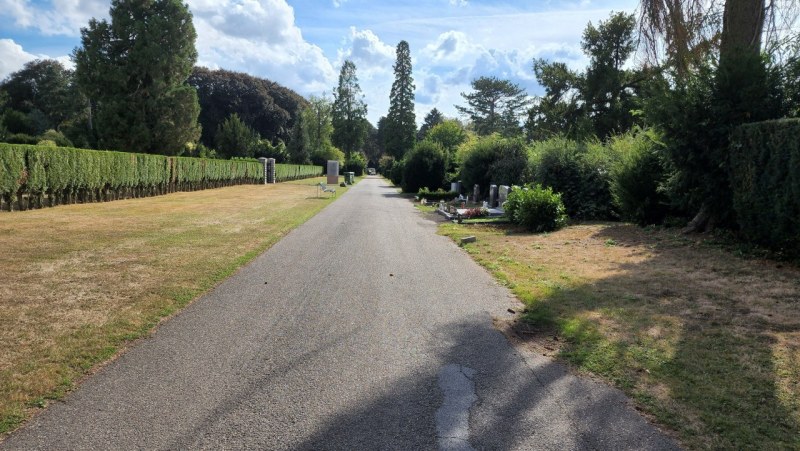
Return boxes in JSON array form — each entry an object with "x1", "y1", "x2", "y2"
[{"x1": 2, "y1": 177, "x2": 679, "y2": 450}]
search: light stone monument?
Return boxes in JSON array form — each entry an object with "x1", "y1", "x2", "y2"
[{"x1": 327, "y1": 160, "x2": 339, "y2": 185}]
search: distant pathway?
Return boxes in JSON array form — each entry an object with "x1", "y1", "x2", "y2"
[{"x1": 2, "y1": 177, "x2": 679, "y2": 450}]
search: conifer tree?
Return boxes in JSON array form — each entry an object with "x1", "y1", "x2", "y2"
[
  {"x1": 331, "y1": 60, "x2": 368, "y2": 159},
  {"x1": 74, "y1": 0, "x2": 200, "y2": 155},
  {"x1": 384, "y1": 40, "x2": 416, "y2": 159}
]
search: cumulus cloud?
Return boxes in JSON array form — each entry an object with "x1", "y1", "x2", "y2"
[
  {"x1": 188, "y1": 0, "x2": 337, "y2": 94},
  {"x1": 0, "y1": 0, "x2": 108, "y2": 36},
  {"x1": 0, "y1": 39, "x2": 38, "y2": 80}
]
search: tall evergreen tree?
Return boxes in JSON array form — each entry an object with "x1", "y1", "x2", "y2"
[
  {"x1": 384, "y1": 40, "x2": 416, "y2": 159},
  {"x1": 286, "y1": 112, "x2": 311, "y2": 164},
  {"x1": 331, "y1": 60, "x2": 368, "y2": 159},
  {"x1": 74, "y1": 0, "x2": 201, "y2": 155},
  {"x1": 418, "y1": 108, "x2": 444, "y2": 140}
]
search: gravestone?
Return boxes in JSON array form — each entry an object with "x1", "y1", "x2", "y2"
[
  {"x1": 327, "y1": 160, "x2": 339, "y2": 185},
  {"x1": 473, "y1": 184, "x2": 480, "y2": 202},
  {"x1": 498, "y1": 185, "x2": 510, "y2": 206},
  {"x1": 450, "y1": 181, "x2": 461, "y2": 194},
  {"x1": 489, "y1": 184, "x2": 498, "y2": 207}
]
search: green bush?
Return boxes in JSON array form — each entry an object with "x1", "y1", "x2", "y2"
[
  {"x1": 417, "y1": 188, "x2": 458, "y2": 202},
  {"x1": 529, "y1": 137, "x2": 618, "y2": 220},
  {"x1": 729, "y1": 119, "x2": 800, "y2": 256},
  {"x1": 344, "y1": 152, "x2": 367, "y2": 176},
  {"x1": 609, "y1": 129, "x2": 671, "y2": 225},
  {"x1": 401, "y1": 140, "x2": 446, "y2": 193},
  {"x1": 504, "y1": 184, "x2": 568, "y2": 232},
  {"x1": 4, "y1": 133, "x2": 39, "y2": 145},
  {"x1": 38, "y1": 129, "x2": 73, "y2": 147},
  {"x1": 389, "y1": 158, "x2": 404, "y2": 186},
  {"x1": 459, "y1": 135, "x2": 528, "y2": 197}
]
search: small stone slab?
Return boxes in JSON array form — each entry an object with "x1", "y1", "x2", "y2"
[{"x1": 460, "y1": 236, "x2": 477, "y2": 244}]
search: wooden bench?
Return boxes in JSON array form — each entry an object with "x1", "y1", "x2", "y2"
[{"x1": 317, "y1": 182, "x2": 336, "y2": 197}]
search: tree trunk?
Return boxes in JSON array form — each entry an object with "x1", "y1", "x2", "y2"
[{"x1": 720, "y1": 0, "x2": 765, "y2": 63}]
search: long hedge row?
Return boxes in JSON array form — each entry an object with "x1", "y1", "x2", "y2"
[
  {"x1": 0, "y1": 144, "x2": 322, "y2": 211},
  {"x1": 275, "y1": 163, "x2": 324, "y2": 181},
  {"x1": 729, "y1": 118, "x2": 800, "y2": 257}
]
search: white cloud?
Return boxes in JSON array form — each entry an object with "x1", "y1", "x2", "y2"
[
  {"x1": 448, "y1": 0, "x2": 468, "y2": 6},
  {"x1": 188, "y1": 0, "x2": 337, "y2": 94},
  {"x1": 0, "y1": 0, "x2": 108, "y2": 36},
  {"x1": 0, "y1": 39, "x2": 38, "y2": 80}
]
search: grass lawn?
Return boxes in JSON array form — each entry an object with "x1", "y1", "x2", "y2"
[
  {"x1": 0, "y1": 177, "x2": 352, "y2": 435},
  {"x1": 440, "y1": 221, "x2": 800, "y2": 450}
]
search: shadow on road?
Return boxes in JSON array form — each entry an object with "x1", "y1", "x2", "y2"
[{"x1": 290, "y1": 316, "x2": 677, "y2": 450}]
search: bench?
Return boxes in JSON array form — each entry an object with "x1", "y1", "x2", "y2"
[{"x1": 317, "y1": 182, "x2": 336, "y2": 197}]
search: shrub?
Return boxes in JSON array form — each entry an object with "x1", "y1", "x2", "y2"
[
  {"x1": 401, "y1": 140, "x2": 446, "y2": 193},
  {"x1": 417, "y1": 187, "x2": 458, "y2": 202},
  {"x1": 378, "y1": 155, "x2": 394, "y2": 175},
  {"x1": 729, "y1": 119, "x2": 800, "y2": 257},
  {"x1": 38, "y1": 129, "x2": 73, "y2": 147},
  {"x1": 344, "y1": 152, "x2": 367, "y2": 176},
  {"x1": 4, "y1": 133, "x2": 38, "y2": 145},
  {"x1": 609, "y1": 129, "x2": 671, "y2": 225},
  {"x1": 529, "y1": 137, "x2": 617, "y2": 220},
  {"x1": 459, "y1": 135, "x2": 528, "y2": 197},
  {"x1": 504, "y1": 184, "x2": 568, "y2": 232}
]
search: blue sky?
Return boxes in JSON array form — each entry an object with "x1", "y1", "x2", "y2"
[{"x1": 0, "y1": 0, "x2": 639, "y2": 125}]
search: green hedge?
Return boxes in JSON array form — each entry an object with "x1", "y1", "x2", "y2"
[
  {"x1": 275, "y1": 163, "x2": 324, "y2": 181},
  {"x1": 0, "y1": 144, "x2": 322, "y2": 210},
  {"x1": 729, "y1": 119, "x2": 800, "y2": 256}
]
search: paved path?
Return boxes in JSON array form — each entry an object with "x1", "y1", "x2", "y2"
[{"x1": 2, "y1": 177, "x2": 679, "y2": 450}]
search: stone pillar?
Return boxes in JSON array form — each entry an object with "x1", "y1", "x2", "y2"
[
  {"x1": 473, "y1": 184, "x2": 480, "y2": 202},
  {"x1": 489, "y1": 184, "x2": 498, "y2": 207},
  {"x1": 258, "y1": 157, "x2": 276, "y2": 184},
  {"x1": 327, "y1": 160, "x2": 339, "y2": 185}
]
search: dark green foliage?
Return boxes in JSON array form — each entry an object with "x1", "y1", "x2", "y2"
[
  {"x1": 504, "y1": 184, "x2": 568, "y2": 232},
  {"x1": 459, "y1": 135, "x2": 528, "y2": 197},
  {"x1": 417, "y1": 188, "x2": 458, "y2": 202},
  {"x1": 529, "y1": 137, "x2": 617, "y2": 220},
  {"x1": 401, "y1": 141, "x2": 446, "y2": 193},
  {"x1": 648, "y1": 53, "x2": 779, "y2": 227},
  {"x1": 74, "y1": 0, "x2": 201, "y2": 155},
  {"x1": 378, "y1": 155, "x2": 395, "y2": 176},
  {"x1": 286, "y1": 112, "x2": 311, "y2": 164},
  {"x1": 2, "y1": 109, "x2": 37, "y2": 135},
  {"x1": 389, "y1": 157, "x2": 404, "y2": 186},
  {"x1": 37, "y1": 130, "x2": 74, "y2": 148},
  {"x1": 189, "y1": 67, "x2": 306, "y2": 148},
  {"x1": 3, "y1": 134, "x2": 39, "y2": 145},
  {"x1": 456, "y1": 77, "x2": 529, "y2": 136},
  {"x1": 344, "y1": 152, "x2": 367, "y2": 176},
  {"x1": 609, "y1": 130, "x2": 671, "y2": 225},
  {"x1": 215, "y1": 114, "x2": 259, "y2": 159},
  {"x1": 384, "y1": 41, "x2": 416, "y2": 159},
  {"x1": 0, "y1": 143, "x2": 322, "y2": 210},
  {"x1": 332, "y1": 60, "x2": 368, "y2": 159},
  {"x1": 418, "y1": 108, "x2": 444, "y2": 140},
  {"x1": 729, "y1": 119, "x2": 800, "y2": 256},
  {"x1": 0, "y1": 59, "x2": 86, "y2": 136}
]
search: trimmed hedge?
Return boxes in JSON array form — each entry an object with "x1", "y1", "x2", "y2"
[
  {"x1": 275, "y1": 163, "x2": 324, "y2": 181},
  {"x1": 417, "y1": 188, "x2": 458, "y2": 202},
  {"x1": 729, "y1": 119, "x2": 800, "y2": 256},
  {"x1": 0, "y1": 144, "x2": 322, "y2": 211}
]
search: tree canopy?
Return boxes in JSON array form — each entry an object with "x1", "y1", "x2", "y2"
[
  {"x1": 331, "y1": 60, "x2": 368, "y2": 159},
  {"x1": 74, "y1": 0, "x2": 201, "y2": 155},
  {"x1": 456, "y1": 76, "x2": 530, "y2": 136},
  {"x1": 384, "y1": 40, "x2": 416, "y2": 159}
]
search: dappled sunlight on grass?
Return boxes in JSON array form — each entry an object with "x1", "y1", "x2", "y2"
[{"x1": 439, "y1": 221, "x2": 800, "y2": 449}]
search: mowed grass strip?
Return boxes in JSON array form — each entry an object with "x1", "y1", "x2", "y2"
[
  {"x1": 0, "y1": 177, "x2": 349, "y2": 435},
  {"x1": 440, "y1": 222, "x2": 800, "y2": 450}
]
